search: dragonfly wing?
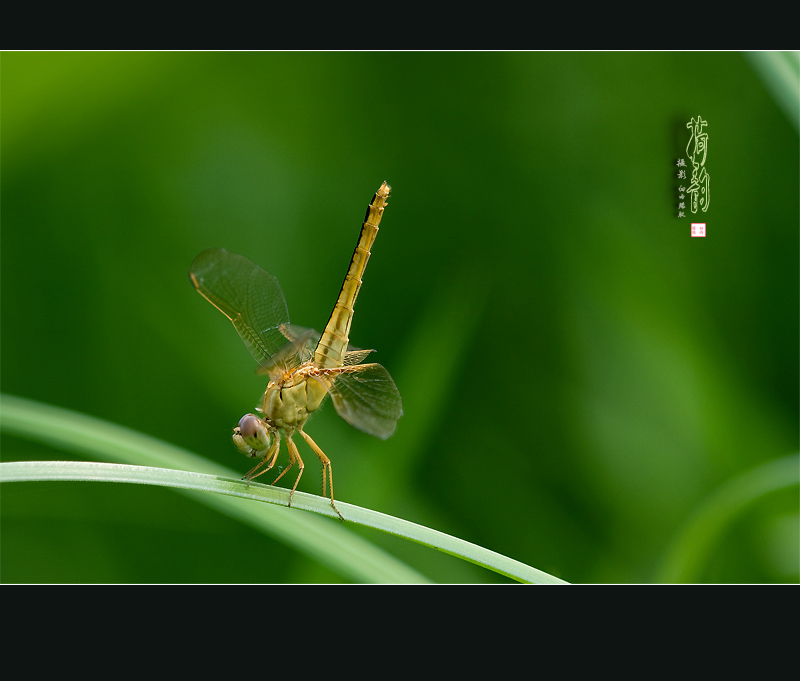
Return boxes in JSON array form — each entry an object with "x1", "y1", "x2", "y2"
[
  {"x1": 343, "y1": 348, "x2": 374, "y2": 366},
  {"x1": 324, "y1": 363, "x2": 403, "y2": 440},
  {"x1": 256, "y1": 324, "x2": 320, "y2": 375},
  {"x1": 189, "y1": 248, "x2": 291, "y2": 366},
  {"x1": 281, "y1": 324, "x2": 322, "y2": 350}
]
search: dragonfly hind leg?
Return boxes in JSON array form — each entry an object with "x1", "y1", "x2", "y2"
[{"x1": 299, "y1": 429, "x2": 343, "y2": 521}]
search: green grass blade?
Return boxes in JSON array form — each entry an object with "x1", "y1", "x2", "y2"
[
  {"x1": 744, "y1": 51, "x2": 800, "y2": 132},
  {"x1": 656, "y1": 453, "x2": 799, "y2": 583},
  {"x1": 1, "y1": 394, "x2": 566, "y2": 583}
]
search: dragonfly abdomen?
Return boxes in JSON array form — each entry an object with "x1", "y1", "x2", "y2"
[{"x1": 314, "y1": 182, "x2": 391, "y2": 369}]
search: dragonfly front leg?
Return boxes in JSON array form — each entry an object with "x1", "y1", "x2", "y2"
[
  {"x1": 242, "y1": 438, "x2": 281, "y2": 483},
  {"x1": 299, "y1": 429, "x2": 343, "y2": 521}
]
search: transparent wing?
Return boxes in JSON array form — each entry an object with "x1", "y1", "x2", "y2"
[
  {"x1": 256, "y1": 324, "x2": 319, "y2": 376},
  {"x1": 189, "y1": 248, "x2": 291, "y2": 367},
  {"x1": 323, "y1": 363, "x2": 403, "y2": 440},
  {"x1": 280, "y1": 324, "x2": 321, "y2": 351},
  {"x1": 343, "y1": 348, "x2": 374, "y2": 366},
  {"x1": 283, "y1": 325, "x2": 374, "y2": 367}
]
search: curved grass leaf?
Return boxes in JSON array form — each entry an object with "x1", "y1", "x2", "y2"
[
  {"x1": 1, "y1": 393, "x2": 566, "y2": 584},
  {"x1": 656, "y1": 453, "x2": 799, "y2": 582}
]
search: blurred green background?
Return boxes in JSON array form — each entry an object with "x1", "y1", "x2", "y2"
[{"x1": 1, "y1": 51, "x2": 797, "y2": 583}]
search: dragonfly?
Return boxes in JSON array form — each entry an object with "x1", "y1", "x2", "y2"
[{"x1": 189, "y1": 181, "x2": 402, "y2": 520}]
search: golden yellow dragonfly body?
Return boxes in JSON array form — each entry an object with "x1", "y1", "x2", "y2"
[{"x1": 190, "y1": 182, "x2": 401, "y2": 519}]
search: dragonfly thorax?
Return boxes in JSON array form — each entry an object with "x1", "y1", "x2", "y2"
[{"x1": 260, "y1": 368, "x2": 328, "y2": 431}]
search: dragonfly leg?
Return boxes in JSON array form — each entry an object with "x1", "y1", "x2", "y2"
[
  {"x1": 281, "y1": 434, "x2": 304, "y2": 508},
  {"x1": 243, "y1": 438, "x2": 281, "y2": 484},
  {"x1": 299, "y1": 429, "x2": 343, "y2": 521},
  {"x1": 269, "y1": 433, "x2": 294, "y2": 488}
]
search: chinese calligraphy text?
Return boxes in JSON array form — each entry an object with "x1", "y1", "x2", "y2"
[{"x1": 685, "y1": 116, "x2": 710, "y2": 214}]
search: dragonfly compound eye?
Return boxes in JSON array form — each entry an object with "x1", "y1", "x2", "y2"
[{"x1": 237, "y1": 414, "x2": 270, "y2": 452}]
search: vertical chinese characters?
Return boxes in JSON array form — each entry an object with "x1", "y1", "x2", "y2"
[
  {"x1": 677, "y1": 158, "x2": 687, "y2": 217},
  {"x1": 685, "y1": 116, "x2": 710, "y2": 213}
]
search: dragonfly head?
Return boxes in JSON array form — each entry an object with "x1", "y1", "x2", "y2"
[{"x1": 233, "y1": 413, "x2": 271, "y2": 457}]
